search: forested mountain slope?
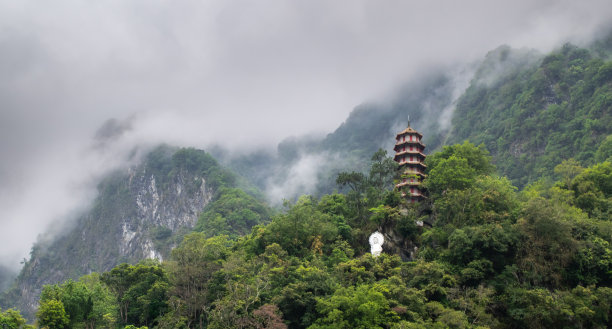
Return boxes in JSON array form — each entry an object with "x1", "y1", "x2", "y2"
[
  {"x1": 218, "y1": 69, "x2": 468, "y2": 198},
  {"x1": 447, "y1": 41, "x2": 612, "y2": 187},
  {"x1": 222, "y1": 35, "x2": 612, "y2": 197},
  {"x1": 13, "y1": 142, "x2": 612, "y2": 329},
  {"x1": 1, "y1": 146, "x2": 270, "y2": 319}
]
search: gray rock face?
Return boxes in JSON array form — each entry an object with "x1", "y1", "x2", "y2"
[
  {"x1": 3, "y1": 151, "x2": 215, "y2": 319},
  {"x1": 120, "y1": 169, "x2": 213, "y2": 261}
]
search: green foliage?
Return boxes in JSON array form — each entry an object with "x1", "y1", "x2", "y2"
[
  {"x1": 27, "y1": 139, "x2": 612, "y2": 329},
  {"x1": 309, "y1": 284, "x2": 400, "y2": 329},
  {"x1": 257, "y1": 196, "x2": 339, "y2": 258},
  {"x1": 595, "y1": 134, "x2": 612, "y2": 162},
  {"x1": 194, "y1": 187, "x2": 271, "y2": 239},
  {"x1": 0, "y1": 308, "x2": 33, "y2": 329},
  {"x1": 448, "y1": 43, "x2": 612, "y2": 188},
  {"x1": 163, "y1": 233, "x2": 231, "y2": 329},
  {"x1": 36, "y1": 299, "x2": 69, "y2": 329},
  {"x1": 146, "y1": 146, "x2": 236, "y2": 191},
  {"x1": 570, "y1": 161, "x2": 612, "y2": 217},
  {"x1": 425, "y1": 141, "x2": 494, "y2": 198},
  {"x1": 503, "y1": 286, "x2": 612, "y2": 329},
  {"x1": 100, "y1": 261, "x2": 167, "y2": 327},
  {"x1": 38, "y1": 275, "x2": 117, "y2": 329},
  {"x1": 515, "y1": 197, "x2": 581, "y2": 287}
]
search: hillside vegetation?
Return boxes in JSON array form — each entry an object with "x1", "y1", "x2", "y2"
[
  {"x1": 4, "y1": 141, "x2": 608, "y2": 329},
  {"x1": 448, "y1": 42, "x2": 612, "y2": 187},
  {"x1": 0, "y1": 146, "x2": 271, "y2": 321}
]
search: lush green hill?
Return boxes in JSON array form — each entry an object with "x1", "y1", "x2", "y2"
[
  {"x1": 448, "y1": 42, "x2": 612, "y2": 187},
  {"x1": 25, "y1": 143, "x2": 612, "y2": 329}
]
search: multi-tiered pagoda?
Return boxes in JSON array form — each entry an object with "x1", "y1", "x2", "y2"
[{"x1": 394, "y1": 123, "x2": 426, "y2": 202}]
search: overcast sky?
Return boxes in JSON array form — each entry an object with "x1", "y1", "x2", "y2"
[{"x1": 1, "y1": 0, "x2": 611, "y2": 270}]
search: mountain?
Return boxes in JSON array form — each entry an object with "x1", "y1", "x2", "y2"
[
  {"x1": 215, "y1": 67, "x2": 471, "y2": 200},
  {"x1": 447, "y1": 43, "x2": 612, "y2": 187},
  {"x1": 1, "y1": 146, "x2": 270, "y2": 319},
  {"x1": 223, "y1": 36, "x2": 612, "y2": 197},
  {"x1": 4, "y1": 31, "x2": 612, "y2": 325}
]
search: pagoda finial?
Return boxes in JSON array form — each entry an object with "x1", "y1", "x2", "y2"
[{"x1": 407, "y1": 114, "x2": 411, "y2": 128}]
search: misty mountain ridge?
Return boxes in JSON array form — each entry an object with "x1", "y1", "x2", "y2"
[
  {"x1": 219, "y1": 35, "x2": 612, "y2": 198},
  {"x1": 214, "y1": 44, "x2": 542, "y2": 200},
  {"x1": 3, "y1": 32, "x2": 612, "y2": 323},
  {"x1": 0, "y1": 146, "x2": 270, "y2": 319}
]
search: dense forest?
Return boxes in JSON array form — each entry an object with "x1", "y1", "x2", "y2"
[
  {"x1": 2, "y1": 139, "x2": 610, "y2": 328},
  {"x1": 448, "y1": 42, "x2": 612, "y2": 188}
]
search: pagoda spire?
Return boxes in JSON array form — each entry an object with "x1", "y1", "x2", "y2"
[{"x1": 393, "y1": 123, "x2": 426, "y2": 203}]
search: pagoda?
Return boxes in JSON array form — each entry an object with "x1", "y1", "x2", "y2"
[{"x1": 393, "y1": 122, "x2": 426, "y2": 202}]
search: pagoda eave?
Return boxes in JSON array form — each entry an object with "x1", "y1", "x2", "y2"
[
  {"x1": 396, "y1": 128, "x2": 423, "y2": 139},
  {"x1": 394, "y1": 141, "x2": 425, "y2": 149},
  {"x1": 394, "y1": 151, "x2": 427, "y2": 161}
]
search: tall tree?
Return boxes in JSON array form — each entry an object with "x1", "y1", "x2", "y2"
[{"x1": 164, "y1": 233, "x2": 231, "y2": 329}]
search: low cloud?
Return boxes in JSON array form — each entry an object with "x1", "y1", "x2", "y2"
[{"x1": 265, "y1": 152, "x2": 333, "y2": 204}]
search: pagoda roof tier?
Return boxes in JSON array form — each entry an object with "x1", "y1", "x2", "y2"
[
  {"x1": 395, "y1": 181, "x2": 422, "y2": 188},
  {"x1": 394, "y1": 140, "x2": 425, "y2": 149},
  {"x1": 399, "y1": 170, "x2": 427, "y2": 178},
  {"x1": 395, "y1": 127, "x2": 423, "y2": 139},
  {"x1": 398, "y1": 161, "x2": 427, "y2": 169},
  {"x1": 394, "y1": 151, "x2": 426, "y2": 160},
  {"x1": 398, "y1": 161, "x2": 427, "y2": 170},
  {"x1": 394, "y1": 145, "x2": 425, "y2": 153},
  {"x1": 400, "y1": 191, "x2": 428, "y2": 199}
]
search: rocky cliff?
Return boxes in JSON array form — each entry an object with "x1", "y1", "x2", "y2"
[{"x1": 2, "y1": 146, "x2": 227, "y2": 319}]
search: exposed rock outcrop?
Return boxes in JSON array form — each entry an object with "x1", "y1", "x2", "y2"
[{"x1": 2, "y1": 147, "x2": 217, "y2": 319}]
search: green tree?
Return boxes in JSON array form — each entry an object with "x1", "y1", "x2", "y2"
[
  {"x1": 368, "y1": 148, "x2": 399, "y2": 202},
  {"x1": 570, "y1": 161, "x2": 612, "y2": 217},
  {"x1": 259, "y1": 196, "x2": 338, "y2": 258},
  {"x1": 37, "y1": 299, "x2": 69, "y2": 329},
  {"x1": 595, "y1": 134, "x2": 612, "y2": 162},
  {"x1": 425, "y1": 155, "x2": 476, "y2": 197},
  {"x1": 515, "y1": 197, "x2": 580, "y2": 287},
  {"x1": 164, "y1": 233, "x2": 231, "y2": 329},
  {"x1": 336, "y1": 172, "x2": 368, "y2": 222},
  {"x1": 554, "y1": 158, "x2": 584, "y2": 187},
  {"x1": 195, "y1": 187, "x2": 270, "y2": 239},
  {"x1": 0, "y1": 308, "x2": 34, "y2": 329},
  {"x1": 309, "y1": 284, "x2": 400, "y2": 329},
  {"x1": 100, "y1": 261, "x2": 168, "y2": 327}
]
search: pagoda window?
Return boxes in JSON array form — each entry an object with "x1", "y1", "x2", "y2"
[
  {"x1": 403, "y1": 136, "x2": 405, "y2": 141},
  {"x1": 410, "y1": 135, "x2": 413, "y2": 141}
]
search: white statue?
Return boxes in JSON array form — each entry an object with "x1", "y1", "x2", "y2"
[{"x1": 368, "y1": 231, "x2": 384, "y2": 257}]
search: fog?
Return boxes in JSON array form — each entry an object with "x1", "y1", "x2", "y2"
[{"x1": 1, "y1": 0, "x2": 611, "y2": 271}]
